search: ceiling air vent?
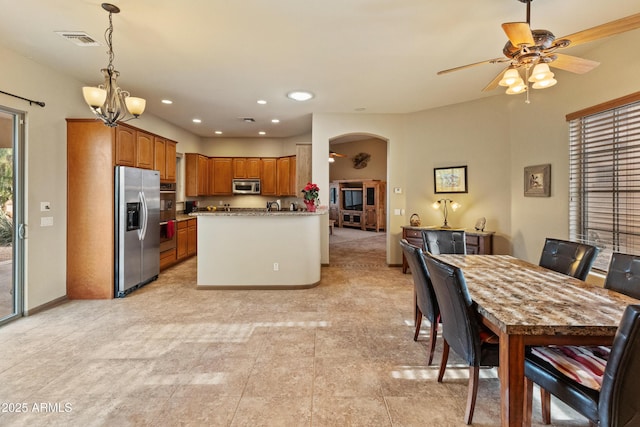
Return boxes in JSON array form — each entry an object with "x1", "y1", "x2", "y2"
[
  {"x1": 240, "y1": 117, "x2": 255, "y2": 123},
  {"x1": 55, "y1": 31, "x2": 101, "y2": 46}
]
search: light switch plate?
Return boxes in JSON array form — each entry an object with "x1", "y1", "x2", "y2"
[
  {"x1": 394, "y1": 209, "x2": 401, "y2": 216},
  {"x1": 40, "y1": 201, "x2": 51, "y2": 212},
  {"x1": 41, "y1": 217, "x2": 53, "y2": 227}
]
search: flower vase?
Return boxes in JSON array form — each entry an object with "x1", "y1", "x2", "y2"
[{"x1": 304, "y1": 200, "x2": 316, "y2": 212}]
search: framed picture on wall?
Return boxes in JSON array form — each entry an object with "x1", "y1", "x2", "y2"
[
  {"x1": 434, "y1": 166, "x2": 468, "y2": 193},
  {"x1": 524, "y1": 164, "x2": 551, "y2": 197}
]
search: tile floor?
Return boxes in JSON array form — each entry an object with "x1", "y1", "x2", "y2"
[{"x1": 0, "y1": 229, "x2": 590, "y2": 426}]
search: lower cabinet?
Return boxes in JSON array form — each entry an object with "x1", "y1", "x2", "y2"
[
  {"x1": 177, "y1": 218, "x2": 197, "y2": 262},
  {"x1": 160, "y1": 248, "x2": 176, "y2": 270},
  {"x1": 401, "y1": 226, "x2": 494, "y2": 273}
]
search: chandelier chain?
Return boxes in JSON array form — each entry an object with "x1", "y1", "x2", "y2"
[{"x1": 105, "y1": 10, "x2": 115, "y2": 72}]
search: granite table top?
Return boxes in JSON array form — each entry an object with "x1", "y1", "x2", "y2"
[{"x1": 432, "y1": 254, "x2": 637, "y2": 337}]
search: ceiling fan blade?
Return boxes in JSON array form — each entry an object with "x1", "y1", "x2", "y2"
[
  {"x1": 502, "y1": 22, "x2": 535, "y2": 46},
  {"x1": 550, "y1": 54, "x2": 600, "y2": 74},
  {"x1": 482, "y1": 67, "x2": 510, "y2": 92},
  {"x1": 329, "y1": 151, "x2": 347, "y2": 158},
  {"x1": 560, "y1": 13, "x2": 640, "y2": 48},
  {"x1": 437, "y1": 58, "x2": 502, "y2": 75}
]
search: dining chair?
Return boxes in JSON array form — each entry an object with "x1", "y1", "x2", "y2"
[
  {"x1": 538, "y1": 238, "x2": 599, "y2": 281},
  {"x1": 422, "y1": 229, "x2": 467, "y2": 255},
  {"x1": 424, "y1": 253, "x2": 499, "y2": 425},
  {"x1": 524, "y1": 304, "x2": 640, "y2": 426},
  {"x1": 399, "y1": 239, "x2": 440, "y2": 365},
  {"x1": 604, "y1": 252, "x2": 640, "y2": 299}
]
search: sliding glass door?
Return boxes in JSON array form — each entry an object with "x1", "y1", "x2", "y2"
[{"x1": 0, "y1": 108, "x2": 24, "y2": 325}]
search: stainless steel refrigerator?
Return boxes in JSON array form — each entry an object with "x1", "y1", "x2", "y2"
[{"x1": 115, "y1": 166, "x2": 160, "y2": 297}]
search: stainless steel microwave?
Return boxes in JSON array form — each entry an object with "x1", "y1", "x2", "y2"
[{"x1": 232, "y1": 179, "x2": 261, "y2": 194}]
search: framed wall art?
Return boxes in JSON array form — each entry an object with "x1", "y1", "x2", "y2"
[
  {"x1": 524, "y1": 164, "x2": 551, "y2": 197},
  {"x1": 434, "y1": 165, "x2": 468, "y2": 194}
]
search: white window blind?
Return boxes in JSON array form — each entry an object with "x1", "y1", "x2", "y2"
[{"x1": 568, "y1": 96, "x2": 640, "y2": 271}]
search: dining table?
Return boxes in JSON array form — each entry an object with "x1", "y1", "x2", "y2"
[{"x1": 431, "y1": 254, "x2": 637, "y2": 427}]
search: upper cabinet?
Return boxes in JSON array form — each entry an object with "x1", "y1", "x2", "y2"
[
  {"x1": 261, "y1": 158, "x2": 277, "y2": 196},
  {"x1": 276, "y1": 156, "x2": 291, "y2": 196},
  {"x1": 154, "y1": 137, "x2": 177, "y2": 182},
  {"x1": 209, "y1": 157, "x2": 233, "y2": 195},
  {"x1": 136, "y1": 130, "x2": 154, "y2": 169},
  {"x1": 115, "y1": 124, "x2": 165, "y2": 172},
  {"x1": 185, "y1": 153, "x2": 209, "y2": 196},
  {"x1": 233, "y1": 157, "x2": 261, "y2": 179}
]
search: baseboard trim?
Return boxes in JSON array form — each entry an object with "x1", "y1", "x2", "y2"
[{"x1": 24, "y1": 295, "x2": 68, "y2": 316}]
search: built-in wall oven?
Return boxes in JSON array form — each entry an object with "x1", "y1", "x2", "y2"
[{"x1": 160, "y1": 182, "x2": 177, "y2": 252}]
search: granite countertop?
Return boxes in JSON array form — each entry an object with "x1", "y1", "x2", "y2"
[{"x1": 187, "y1": 207, "x2": 326, "y2": 217}]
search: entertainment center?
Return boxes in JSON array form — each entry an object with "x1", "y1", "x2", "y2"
[{"x1": 329, "y1": 179, "x2": 386, "y2": 232}]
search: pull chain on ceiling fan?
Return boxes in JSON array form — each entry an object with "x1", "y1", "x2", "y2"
[{"x1": 437, "y1": 0, "x2": 640, "y2": 102}]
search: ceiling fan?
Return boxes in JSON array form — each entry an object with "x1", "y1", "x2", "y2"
[
  {"x1": 328, "y1": 151, "x2": 347, "y2": 163},
  {"x1": 438, "y1": 0, "x2": 640, "y2": 97}
]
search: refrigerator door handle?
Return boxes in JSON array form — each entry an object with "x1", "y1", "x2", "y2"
[{"x1": 139, "y1": 191, "x2": 148, "y2": 241}]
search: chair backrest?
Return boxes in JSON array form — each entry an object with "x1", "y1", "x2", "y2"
[
  {"x1": 399, "y1": 239, "x2": 439, "y2": 324},
  {"x1": 598, "y1": 304, "x2": 640, "y2": 426},
  {"x1": 422, "y1": 229, "x2": 467, "y2": 255},
  {"x1": 538, "y1": 238, "x2": 599, "y2": 281},
  {"x1": 424, "y1": 253, "x2": 481, "y2": 366},
  {"x1": 604, "y1": 253, "x2": 640, "y2": 300}
]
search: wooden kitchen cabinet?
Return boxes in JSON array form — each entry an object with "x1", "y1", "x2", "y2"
[
  {"x1": 233, "y1": 157, "x2": 261, "y2": 179},
  {"x1": 115, "y1": 124, "x2": 136, "y2": 166},
  {"x1": 261, "y1": 158, "x2": 277, "y2": 196},
  {"x1": 154, "y1": 137, "x2": 177, "y2": 182},
  {"x1": 185, "y1": 153, "x2": 209, "y2": 196},
  {"x1": 400, "y1": 226, "x2": 494, "y2": 273},
  {"x1": 176, "y1": 220, "x2": 189, "y2": 260},
  {"x1": 209, "y1": 157, "x2": 233, "y2": 195},
  {"x1": 277, "y1": 156, "x2": 291, "y2": 196},
  {"x1": 289, "y1": 155, "x2": 297, "y2": 196},
  {"x1": 187, "y1": 219, "x2": 197, "y2": 256},
  {"x1": 115, "y1": 124, "x2": 154, "y2": 170},
  {"x1": 136, "y1": 130, "x2": 154, "y2": 169}
]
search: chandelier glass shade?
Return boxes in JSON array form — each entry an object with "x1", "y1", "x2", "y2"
[
  {"x1": 498, "y1": 63, "x2": 557, "y2": 98},
  {"x1": 82, "y1": 3, "x2": 145, "y2": 127}
]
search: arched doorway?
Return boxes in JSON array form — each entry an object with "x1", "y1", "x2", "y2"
[{"x1": 328, "y1": 133, "x2": 389, "y2": 263}]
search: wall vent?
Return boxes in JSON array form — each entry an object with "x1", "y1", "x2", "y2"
[
  {"x1": 240, "y1": 117, "x2": 256, "y2": 123},
  {"x1": 55, "y1": 31, "x2": 100, "y2": 46}
]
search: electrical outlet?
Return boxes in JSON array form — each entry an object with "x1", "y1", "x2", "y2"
[
  {"x1": 273, "y1": 262, "x2": 279, "y2": 271},
  {"x1": 394, "y1": 187, "x2": 402, "y2": 194}
]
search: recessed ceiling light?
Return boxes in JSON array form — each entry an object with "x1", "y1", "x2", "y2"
[
  {"x1": 161, "y1": 99, "x2": 173, "y2": 104},
  {"x1": 259, "y1": 131, "x2": 266, "y2": 135},
  {"x1": 192, "y1": 118, "x2": 202, "y2": 124},
  {"x1": 286, "y1": 90, "x2": 314, "y2": 101},
  {"x1": 271, "y1": 119, "x2": 280, "y2": 123},
  {"x1": 257, "y1": 99, "x2": 267, "y2": 105},
  {"x1": 214, "y1": 131, "x2": 223, "y2": 135}
]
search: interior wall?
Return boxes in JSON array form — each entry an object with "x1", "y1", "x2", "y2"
[{"x1": 329, "y1": 138, "x2": 387, "y2": 181}]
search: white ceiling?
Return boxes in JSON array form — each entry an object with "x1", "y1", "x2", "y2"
[{"x1": 1, "y1": 0, "x2": 639, "y2": 138}]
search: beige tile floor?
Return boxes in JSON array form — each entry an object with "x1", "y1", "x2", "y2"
[{"x1": 0, "y1": 229, "x2": 590, "y2": 426}]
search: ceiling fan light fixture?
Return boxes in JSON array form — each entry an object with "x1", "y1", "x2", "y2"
[
  {"x1": 499, "y1": 68, "x2": 521, "y2": 87},
  {"x1": 528, "y1": 63, "x2": 553, "y2": 82},
  {"x1": 532, "y1": 77, "x2": 557, "y2": 89},
  {"x1": 506, "y1": 79, "x2": 527, "y2": 94}
]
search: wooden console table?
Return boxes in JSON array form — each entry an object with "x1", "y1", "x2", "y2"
[{"x1": 401, "y1": 225, "x2": 494, "y2": 273}]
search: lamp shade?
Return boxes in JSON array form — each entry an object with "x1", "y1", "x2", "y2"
[
  {"x1": 532, "y1": 77, "x2": 557, "y2": 89},
  {"x1": 125, "y1": 96, "x2": 146, "y2": 116},
  {"x1": 506, "y1": 78, "x2": 526, "y2": 94},
  {"x1": 499, "y1": 68, "x2": 520, "y2": 87},
  {"x1": 529, "y1": 63, "x2": 553, "y2": 82},
  {"x1": 82, "y1": 86, "x2": 107, "y2": 108}
]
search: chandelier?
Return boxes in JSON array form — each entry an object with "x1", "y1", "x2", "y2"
[{"x1": 82, "y1": 3, "x2": 145, "y2": 127}]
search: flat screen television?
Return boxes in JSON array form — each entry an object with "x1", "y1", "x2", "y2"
[{"x1": 342, "y1": 189, "x2": 363, "y2": 210}]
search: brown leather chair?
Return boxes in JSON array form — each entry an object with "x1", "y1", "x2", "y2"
[
  {"x1": 538, "y1": 238, "x2": 599, "y2": 280},
  {"x1": 424, "y1": 252, "x2": 499, "y2": 425},
  {"x1": 604, "y1": 252, "x2": 640, "y2": 299},
  {"x1": 399, "y1": 239, "x2": 440, "y2": 365},
  {"x1": 422, "y1": 229, "x2": 467, "y2": 255},
  {"x1": 524, "y1": 304, "x2": 640, "y2": 426}
]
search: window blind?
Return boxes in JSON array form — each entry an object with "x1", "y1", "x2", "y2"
[{"x1": 569, "y1": 100, "x2": 640, "y2": 271}]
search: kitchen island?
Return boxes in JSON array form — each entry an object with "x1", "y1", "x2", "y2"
[{"x1": 191, "y1": 209, "x2": 325, "y2": 289}]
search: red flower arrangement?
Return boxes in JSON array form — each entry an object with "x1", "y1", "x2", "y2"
[{"x1": 301, "y1": 182, "x2": 319, "y2": 201}]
